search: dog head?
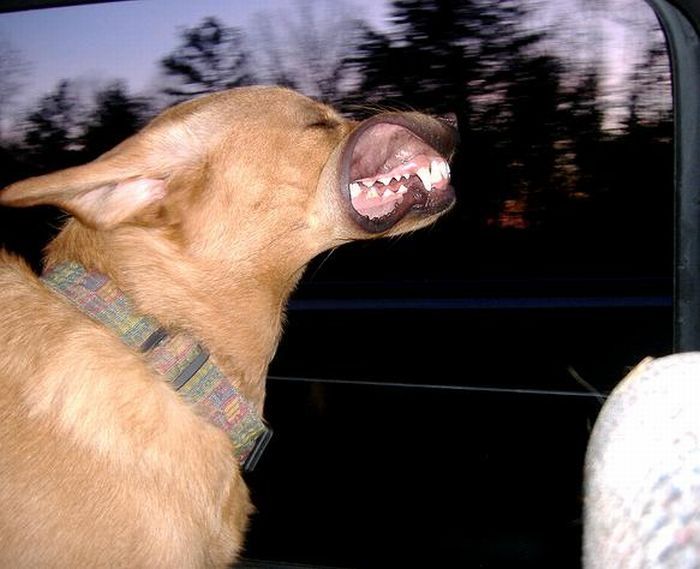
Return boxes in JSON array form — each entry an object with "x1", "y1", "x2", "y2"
[{"x1": 0, "y1": 87, "x2": 457, "y2": 278}]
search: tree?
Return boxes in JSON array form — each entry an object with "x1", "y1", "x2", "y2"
[
  {"x1": 566, "y1": 69, "x2": 605, "y2": 200},
  {"x1": 503, "y1": 53, "x2": 564, "y2": 227},
  {"x1": 353, "y1": 0, "x2": 540, "y2": 116},
  {"x1": 605, "y1": 33, "x2": 673, "y2": 270},
  {"x1": 0, "y1": 38, "x2": 30, "y2": 141},
  {"x1": 81, "y1": 81, "x2": 148, "y2": 160},
  {"x1": 347, "y1": 0, "x2": 546, "y2": 230},
  {"x1": 160, "y1": 17, "x2": 253, "y2": 100},
  {"x1": 625, "y1": 35, "x2": 672, "y2": 130},
  {"x1": 23, "y1": 80, "x2": 82, "y2": 172},
  {"x1": 250, "y1": 0, "x2": 366, "y2": 104}
]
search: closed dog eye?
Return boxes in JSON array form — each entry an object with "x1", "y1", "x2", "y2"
[{"x1": 306, "y1": 119, "x2": 341, "y2": 130}]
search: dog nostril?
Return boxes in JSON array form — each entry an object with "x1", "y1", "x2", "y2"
[{"x1": 435, "y1": 112, "x2": 458, "y2": 130}]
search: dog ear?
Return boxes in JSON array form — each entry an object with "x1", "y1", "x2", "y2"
[{"x1": 0, "y1": 147, "x2": 170, "y2": 229}]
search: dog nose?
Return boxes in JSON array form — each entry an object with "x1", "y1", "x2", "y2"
[{"x1": 435, "y1": 112, "x2": 458, "y2": 130}]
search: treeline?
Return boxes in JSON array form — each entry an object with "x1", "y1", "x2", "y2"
[{"x1": 0, "y1": 0, "x2": 673, "y2": 276}]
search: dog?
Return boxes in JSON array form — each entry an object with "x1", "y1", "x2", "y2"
[{"x1": 0, "y1": 86, "x2": 457, "y2": 568}]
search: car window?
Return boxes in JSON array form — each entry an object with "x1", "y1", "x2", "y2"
[{"x1": 0, "y1": 1, "x2": 673, "y2": 566}]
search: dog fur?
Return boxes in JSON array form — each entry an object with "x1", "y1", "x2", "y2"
[{"x1": 0, "y1": 86, "x2": 456, "y2": 568}]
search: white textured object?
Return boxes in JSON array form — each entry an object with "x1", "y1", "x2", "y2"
[{"x1": 584, "y1": 354, "x2": 700, "y2": 568}]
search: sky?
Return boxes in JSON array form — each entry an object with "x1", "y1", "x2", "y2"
[
  {"x1": 0, "y1": 0, "x2": 390, "y2": 103},
  {"x1": 0, "y1": 0, "x2": 663, "y2": 130}
]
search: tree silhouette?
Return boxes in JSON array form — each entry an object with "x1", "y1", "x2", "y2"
[
  {"x1": 625, "y1": 35, "x2": 672, "y2": 130},
  {"x1": 503, "y1": 54, "x2": 564, "y2": 227},
  {"x1": 349, "y1": 0, "x2": 545, "y2": 230},
  {"x1": 606, "y1": 35, "x2": 673, "y2": 271},
  {"x1": 343, "y1": 26, "x2": 399, "y2": 111},
  {"x1": 354, "y1": 0, "x2": 540, "y2": 115},
  {"x1": 81, "y1": 81, "x2": 148, "y2": 160},
  {"x1": 250, "y1": 0, "x2": 366, "y2": 104},
  {"x1": 0, "y1": 38, "x2": 30, "y2": 142},
  {"x1": 22, "y1": 80, "x2": 82, "y2": 173},
  {"x1": 1, "y1": 1, "x2": 674, "y2": 279},
  {"x1": 161, "y1": 17, "x2": 253, "y2": 100},
  {"x1": 566, "y1": 69, "x2": 605, "y2": 199}
]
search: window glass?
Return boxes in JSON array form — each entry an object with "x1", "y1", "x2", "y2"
[{"x1": 0, "y1": 1, "x2": 672, "y2": 566}]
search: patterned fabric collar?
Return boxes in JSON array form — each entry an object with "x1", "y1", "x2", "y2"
[{"x1": 40, "y1": 262, "x2": 271, "y2": 472}]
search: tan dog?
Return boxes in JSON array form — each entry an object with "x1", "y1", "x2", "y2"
[{"x1": 0, "y1": 86, "x2": 456, "y2": 568}]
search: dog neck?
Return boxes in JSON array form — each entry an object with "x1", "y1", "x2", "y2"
[
  {"x1": 40, "y1": 261, "x2": 272, "y2": 471},
  {"x1": 44, "y1": 220, "x2": 307, "y2": 412}
]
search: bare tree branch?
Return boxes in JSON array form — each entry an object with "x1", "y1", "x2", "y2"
[{"x1": 249, "y1": 0, "x2": 366, "y2": 104}]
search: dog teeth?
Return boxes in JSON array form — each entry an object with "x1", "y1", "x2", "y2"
[
  {"x1": 442, "y1": 161, "x2": 450, "y2": 178},
  {"x1": 416, "y1": 167, "x2": 432, "y2": 192},
  {"x1": 437, "y1": 160, "x2": 450, "y2": 179},
  {"x1": 352, "y1": 160, "x2": 449, "y2": 200},
  {"x1": 430, "y1": 160, "x2": 444, "y2": 184}
]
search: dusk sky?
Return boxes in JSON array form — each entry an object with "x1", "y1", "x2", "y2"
[
  {"x1": 0, "y1": 0, "x2": 390, "y2": 102},
  {"x1": 0, "y1": 0, "x2": 662, "y2": 130}
]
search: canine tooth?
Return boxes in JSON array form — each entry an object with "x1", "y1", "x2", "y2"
[
  {"x1": 441, "y1": 161, "x2": 450, "y2": 178},
  {"x1": 430, "y1": 161, "x2": 443, "y2": 183},
  {"x1": 398, "y1": 184, "x2": 408, "y2": 194},
  {"x1": 417, "y1": 167, "x2": 432, "y2": 192},
  {"x1": 350, "y1": 183, "x2": 362, "y2": 199},
  {"x1": 367, "y1": 188, "x2": 380, "y2": 199}
]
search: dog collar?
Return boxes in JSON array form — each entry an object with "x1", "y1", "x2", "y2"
[{"x1": 40, "y1": 262, "x2": 271, "y2": 472}]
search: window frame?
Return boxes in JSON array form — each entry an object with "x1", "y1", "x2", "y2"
[{"x1": 644, "y1": 0, "x2": 700, "y2": 351}]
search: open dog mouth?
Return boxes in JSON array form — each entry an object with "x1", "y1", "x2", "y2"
[{"x1": 341, "y1": 115, "x2": 457, "y2": 233}]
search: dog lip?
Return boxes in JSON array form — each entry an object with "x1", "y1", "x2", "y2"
[{"x1": 340, "y1": 113, "x2": 457, "y2": 233}]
